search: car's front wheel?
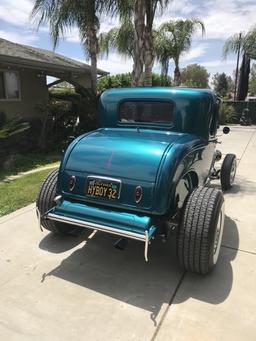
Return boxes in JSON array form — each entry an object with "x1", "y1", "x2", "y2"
[
  {"x1": 220, "y1": 153, "x2": 237, "y2": 190},
  {"x1": 36, "y1": 169, "x2": 82, "y2": 235},
  {"x1": 177, "y1": 186, "x2": 225, "y2": 274}
]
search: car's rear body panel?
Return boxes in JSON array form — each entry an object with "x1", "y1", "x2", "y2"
[
  {"x1": 57, "y1": 127, "x2": 212, "y2": 216},
  {"x1": 39, "y1": 87, "x2": 220, "y2": 262}
]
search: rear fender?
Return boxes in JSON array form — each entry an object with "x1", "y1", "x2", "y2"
[{"x1": 154, "y1": 142, "x2": 207, "y2": 216}]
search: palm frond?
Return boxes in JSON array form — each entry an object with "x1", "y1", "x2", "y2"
[
  {"x1": 98, "y1": 19, "x2": 135, "y2": 59},
  {"x1": 222, "y1": 32, "x2": 245, "y2": 59},
  {"x1": 244, "y1": 26, "x2": 256, "y2": 59}
]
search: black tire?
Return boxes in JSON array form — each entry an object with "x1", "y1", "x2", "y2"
[
  {"x1": 36, "y1": 169, "x2": 82, "y2": 235},
  {"x1": 220, "y1": 154, "x2": 237, "y2": 190},
  {"x1": 177, "y1": 187, "x2": 225, "y2": 275}
]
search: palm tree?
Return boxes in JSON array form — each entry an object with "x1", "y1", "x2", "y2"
[
  {"x1": 99, "y1": 18, "x2": 173, "y2": 85},
  {"x1": 128, "y1": 0, "x2": 171, "y2": 86},
  {"x1": 143, "y1": 0, "x2": 171, "y2": 86},
  {"x1": 159, "y1": 19, "x2": 205, "y2": 86},
  {"x1": 105, "y1": 0, "x2": 171, "y2": 86},
  {"x1": 99, "y1": 19, "x2": 135, "y2": 60},
  {"x1": 223, "y1": 27, "x2": 256, "y2": 100},
  {"x1": 154, "y1": 27, "x2": 173, "y2": 84},
  {"x1": 31, "y1": 0, "x2": 103, "y2": 94}
]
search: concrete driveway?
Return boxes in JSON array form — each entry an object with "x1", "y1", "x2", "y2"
[{"x1": 0, "y1": 126, "x2": 256, "y2": 341}]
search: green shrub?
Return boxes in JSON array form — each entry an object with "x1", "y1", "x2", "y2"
[
  {"x1": 222, "y1": 100, "x2": 256, "y2": 124},
  {"x1": 0, "y1": 117, "x2": 30, "y2": 139},
  {"x1": 219, "y1": 103, "x2": 238, "y2": 124},
  {"x1": 97, "y1": 72, "x2": 172, "y2": 93},
  {"x1": 49, "y1": 99, "x2": 73, "y2": 116}
]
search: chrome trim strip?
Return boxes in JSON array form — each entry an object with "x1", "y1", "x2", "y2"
[
  {"x1": 36, "y1": 207, "x2": 43, "y2": 232},
  {"x1": 53, "y1": 195, "x2": 62, "y2": 204},
  {"x1": 47, "y1": 213, "x2": 150, "y2": 261},
  {"x1": 87, "y1": 175, "x2": 122, "y2": 183},
  {"x1": 144, "y1": 230, "x2": 149, "y2": 262},
  {"x1": 47, "y1": 213, "x2": 145, "y2": 241}
]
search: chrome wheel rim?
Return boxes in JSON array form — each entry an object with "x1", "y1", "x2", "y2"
[
  {"x1": 230, "y1": 159, "x2": 237, "y2": 185},
  {"x1": 213, "y1": 202, "x2": 225, "y2": 264}
]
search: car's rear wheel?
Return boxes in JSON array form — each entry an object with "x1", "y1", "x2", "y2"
[
  {"x1": 36, "y1": 169, "x2": 82, "y2": 235},
  {"x1": 220, "y1": 154, "x2": 237, "y2": 190},
  {"x1": 177, "y1": 187, "x2": 225, "y2": 274}
]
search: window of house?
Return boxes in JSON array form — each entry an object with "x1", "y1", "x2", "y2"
[{"x1": 0, "y1": 71, "x2": 21, "y2": 100}]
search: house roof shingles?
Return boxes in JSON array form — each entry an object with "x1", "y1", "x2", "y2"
[{"x1": 0, "y1": 38, "x2": 108, "y2": 75}]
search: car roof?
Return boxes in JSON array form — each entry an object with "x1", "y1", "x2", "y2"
[
  {"x1": 101, "y1": 87, "x2": 215, "y2": 102},
  {"x1": 103, "y1": 86, "x2": 213, "y2": 94}
]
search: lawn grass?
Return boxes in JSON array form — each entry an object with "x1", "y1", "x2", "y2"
[
  {"x1": 0, "y1": 168, "x2": 56, "y2": 217},
  {"x1": 0, "y1": 152, "x2": 61, "y2": 181}
]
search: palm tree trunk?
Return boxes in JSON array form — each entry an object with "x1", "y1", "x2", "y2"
[
  {"x1": 144, "y1": 25, "x2": 154, "y2": 86},
  {"x1": 88, "y1": 25, "x2": 98, "y2": 94},
  {"x1": 161, "y1": 59, "x2": 169, "y2": 85},
  {"x1": 174, "y1": 59, "x2": 181, "y2": 86},
  {"x1": 132, "y1": 0, "x2": 145, "y2": 86},
  {"x1": 237, "y1": 53, "x2": 250, "y2": 100}
]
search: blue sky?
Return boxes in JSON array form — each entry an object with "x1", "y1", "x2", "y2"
[{"x1": 0, "y1": 0, "x2": 255, "y2": 85}]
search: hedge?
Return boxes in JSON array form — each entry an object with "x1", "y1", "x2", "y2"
[{"x1": 222, "y1": 100, "x2": 256, "y2": 124}]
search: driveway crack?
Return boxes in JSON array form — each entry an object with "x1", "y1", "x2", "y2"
[{"x1": 150, "y1": 271, "x2": 186, "y2": 341}]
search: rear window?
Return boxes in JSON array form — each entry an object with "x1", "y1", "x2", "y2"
[{"x1": 119, "y1": 100, "x2": 174, "y2": 124}]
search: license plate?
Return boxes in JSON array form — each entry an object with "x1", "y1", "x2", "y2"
[{"x1": 86, "y1": 176, "x2": 121, "y2": 200}]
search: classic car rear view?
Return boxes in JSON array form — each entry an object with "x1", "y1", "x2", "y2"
[{"x1": 36, "y1": 87, "x2": 237, "y2": 275}]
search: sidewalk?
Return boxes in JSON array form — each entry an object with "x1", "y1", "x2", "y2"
[
  {"x1": 0, "y1": 163, "x2": 59, "y2": 184},
  {"x1": 0, "y1": 126, "x2": 255, "y2": 341}
]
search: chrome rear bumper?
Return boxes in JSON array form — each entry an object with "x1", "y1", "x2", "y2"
[{"x1": 44, "y1": 212, "x2": 155, "y2": 261}]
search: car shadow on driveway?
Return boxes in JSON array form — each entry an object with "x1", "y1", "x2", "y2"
[
  {"x1": 174, "y1": 215, "x2": 239, "y2": 305},
  {"x1": 39, "y1": 229, "x2": 91, "y2": 254},
  {"x1": 212, "y1": 175, "x2": 256, "y2": 196},
  {"x1": 38, "y1": 215, "x2": 239, "y2": 322}
]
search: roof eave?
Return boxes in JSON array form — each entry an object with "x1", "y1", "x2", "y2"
[{"x1": 0, "y1": 55, "x2": 108, "y2": 76}]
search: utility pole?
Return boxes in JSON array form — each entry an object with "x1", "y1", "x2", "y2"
[{"x1": 234, "y1": 32, "x2": 242, "y2": 101}]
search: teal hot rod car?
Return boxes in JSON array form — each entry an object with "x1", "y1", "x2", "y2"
[{"x1": 36, "y1": 87, "x2": 237, "y2": 275}]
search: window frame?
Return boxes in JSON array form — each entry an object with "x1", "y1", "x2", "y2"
[
  {"x1": 0, "y1": 70, "x2": 21, "y2": 102},
  {"x1": 117, "y1": 98, "x2": 175, "y2": 128}
]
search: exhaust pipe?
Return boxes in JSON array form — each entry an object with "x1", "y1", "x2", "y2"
[{"x1": 114, "y1": 237, "x2": 129, "y2": 250}]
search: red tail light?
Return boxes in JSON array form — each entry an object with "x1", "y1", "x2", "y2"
[
  {"x1": 68, "y1": 176, "x2": 76, "y2": 191},
  {"x1": 135, "y1": 186, "x2": 143, "y2": 203}
]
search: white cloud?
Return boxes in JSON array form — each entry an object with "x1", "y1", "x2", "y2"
[
  {"x1": 155, "y1": 0, "x2": 197, "y2": 23},
  {"x1": 97, "y1": 56, "x2": 133, "y2": 75},
  {"x1": 0, "y1": 0, "x2": 33, "y2": 27},
  {"x1": 154, "y1": 0, "x2": 256, "y2": 40},
  {"x1": 74, "y1": 53, "x2": 133, "y2": 75},
  {"x1": 99, "y1": 17, "x2": 119, "y2": 33},
  {"x1": 0, "y1": 29, "x2": 37, "y2": 45},
  {"x1": 65, "y1": 27, "x2": 80, "y2": 43},
  {"x1": 64, "y1": 17, "x2": 119, "y2": 43},
  {"x1": 203, "y1": 0, "x2": 256, "y2": 39},
  {"x1": 201, "y1": 59, "x2": 237, "y2": 68},
  {"x1": 180, "y1": 44, "x2": 209, "y2": 62}
]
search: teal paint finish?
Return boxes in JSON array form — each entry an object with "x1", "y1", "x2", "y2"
[
  {"x1": 60, "y1": 128, "x2": 193, "y2": 213},
  {"x1": 52, "y1": 199, "x2": 156, "y2": 237},
  {"x1": 65, "y1": 128, "x2": 185, "y2": 182},
  {"x1": 56, "y1": 87, "x2": 219, "y2": 234},
  {"x1": 98, "y1": 87, "x2": 216, "y2": 140}
]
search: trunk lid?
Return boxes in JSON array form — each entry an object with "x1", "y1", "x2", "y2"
[
  {"x1": 65, "y1": 128, "x2": 183, "y2": 182},
  {"x1": 61, "y1": 128, "x2": 185, "y2": 212}
]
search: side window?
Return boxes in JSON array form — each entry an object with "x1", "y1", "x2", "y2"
[
  {"x1": 209, "y1": 103, "x2": 218, "y2": 137},
  {"x1": 0, "y1": 72, "x2": 5, "y2": 99},
  {"x1": 0, "y1": 71, "x2": 21, "y2": 100}
]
